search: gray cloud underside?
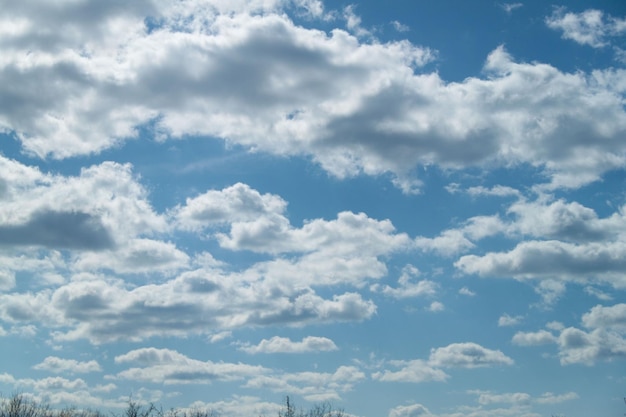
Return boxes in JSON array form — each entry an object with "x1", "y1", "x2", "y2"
[{"x1": 0, "y1": 210, "x2": 114, "y2": 250}]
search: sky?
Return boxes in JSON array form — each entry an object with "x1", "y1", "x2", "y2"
[{"x1": 0, "y1": 0, "x2": 626, "y2": 416}]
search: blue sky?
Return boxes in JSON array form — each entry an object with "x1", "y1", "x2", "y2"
[{"x1": 1, "y1": 1, "x2": 626, "y2": 416}]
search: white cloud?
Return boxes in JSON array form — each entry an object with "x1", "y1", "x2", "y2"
[
  {"x1": 173, "y1": 183, "x2": 287, "y2": 232},
  {"x1": 505, "y1": 198, "x2": 620, "y2": 243},
  {"x1": 115, "y1": 347, "x2": 268, "y2": 385},
  {"x1": 43, "y1": 274, "x2": 377, "y2": 343},
  {"x1": 33, "y1": 357, "x2": 101, "y2": 374},
  {"x1": 427, "y1": 301, "x2": 445, "y2": 313},
  {"x1": 511, "y1": 330, "x2": 557, "y2": 346},
  {"x1": 584, "y1": 286, "x2": 613, "y2": 301},
  {"x1": 0, "y1": 269, "x2": 16, "y2": 291},
  {"x1": 371, "y1": 265, "x2": 438, "y2": 299},
  {"x1": 244, "y1": 365, "x2": 365, "y2": 402},
  {"x1": 557, "y1": 327, "x2": 626, "y2": 365},
  {"x1": 74, "y1": 238, "x2": 190, "y2": 275},
  {"x1": 535, "y1": 391, "x2": 578, "y2": 404},
  {"x1": 391, "y1": 21, "x2": 410, "y2": 33},
  {"x1": 499, "y1": 3, "x2": 523, "y2": 15},
  {"x1": 428, "y1": 342, "x2": 514, "y2": 368},
  {"x1": 456, "y1": 240, "x2": 626, "y2": 289},
  {"x1": 475, "y1": 391, "x2": 531, "y2": 406},
  {"x1": 0, "y1": 157, "x2": 167, "y2": 252},
  {"x1": 374, "y1": 342, "x2": 513, "y2": 386},
  {"x1": 388, "y1": 403, "x2": 432, "y2": 417},
  {"x1": 512, "y1": 303, "x2": 626, "y2": 365},
  {"x1": 414, "y1": 230, "x2": 474, "y2": 257},
  {"x1": 1, "y1": 3, "x2": 625, "y2": 191},
  {"x1": 237, "y1": 336, "x2": 338, "y2": 354},
  {"x1": 498, "y1": 314, "x2": 523, "y2": 327},
  {"x1": 546, "y1": 8, "x2": 626, "y2": 48},
  {"x1": 372, "y1": 360, "x2": 448, "y2": 383},
  {"x1": 459, "y1": 287, "x2": 476, "y2": 296},
  {"x1": 182, "y1": 396, "x2": 282, "y2": 417},
  {"x1": 466, "y1": 185, "x2": 521, "y2": 198},
  {"x1": 0, "y1": 169, "x2": 395, "y2": 343},
  {"x1": 0, "y1": 373, "x2": 122, "y2": 409},
  {"x1": 582, "y1": 303, "x2": 626, "y2": 330}
]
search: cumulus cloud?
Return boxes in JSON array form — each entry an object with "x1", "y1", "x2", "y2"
[
  {"x1": 244, "y1": 365, "x2": 365, "y2": 402},
  {"x1": 371, "y1": 265, "x2": 438, "y2": 299},
  {"x1": 582, "y1": 303, "x2": 626, "y2": 329},
  {"x1": 388, "y1": 403, "x2": 432, "y2": 417},
  {"x1": 0, "y1": 160, "x2": 392, "y2": 343},
  {"x1": 535, "y1": 391, "x2": 578, "y2": 404},
  {"x1": 0, "y1": 373, "x2": 120, "y2": 409},
  {"x1": 469, "y1": 389, "x2": 578, "y2": 408},
  {"x1": 0, "y1": 157, "x2": 168, "y2": 258},
  {"x1": 33, "y1": 357, "x2": 102, "y2": 374},
  {"x1": 499, "y1": 3, "x2": 523, "y2": 15},
  {"x1": 0, "y1": 2, "x2": 625, "y2": 191},
  {"x1": 372, "y1": 360, "x2": 449, "y2": 384},
  {"x1": 512, "y1": 303, "x2": 626, "y2": 365},
  {"x1": 456, "y1": 240, "x2": 626, "y2": 288},
  {"x1": 511, "y1": 330, "x2": 557, "y2": 346},
  {"x1": 45, "y1": 275, "x2": 376, "y2": 343},
  {"x1": 428, "y1": 342, "x2": 514, "y2": 368},
  {"x1": 546, "y1": 7, "x2": 626, "y2": 48},
  {"x1": 173, "y1": 183, "x2": 287, "y2": 232},
  {"x1": 498, "y1": 314, "x2": 523, "y2": 327},
  {"x1": 475, "y1": 391, "x2": 531, "y2": 406},
  {"x1": 0, "y1": 267, "x2": 378, "y2": 344},
  {"x1": 115, "y1": 348, "x2": 267, "y2": 384},
  {"x1": 237, "y1": 336, "x2": 338, "y2": 354},
  {"x1": 373, "y1": 342, "x2": 512, "y2": 385}
]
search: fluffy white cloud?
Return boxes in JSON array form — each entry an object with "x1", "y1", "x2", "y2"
[
  {"x1": 1, "y1": 2, "x2": 625, "y2": 191},
  {"x1": 33, "y1": 357, "x2": 101, "y2": 374},
  {"x1": 582, "y1": 303, "x2": 626, "y2": 329},
  {"x1": 456, "y1": 240, "x2": 626, "y2": 288},
  {"x1": 511, "y1": 330, "x2": 557, "y2": 346},
  {"x1": 0, "y1": 266, "x2": 379, "y2": 344},
  {"x1": 0, "y1": 158, "x2": 166, "y2": 242},
  {"x1": 173, "y1": 183, "x2": 287, "y2": 232},
  {"x1": 244, "y1": 365, "x2": 365, "y2": 402},
  {"x1": 0, "y1": 373, "x2": 121, "y2": 409},
  {"x1": 535, "y1": 391, "x2": 578, "y2": 404},
  {"x1": 371, "y1": 265, "x2": 438, "y2": 299},
  {"x1": 372, "y1": 360, "x2": 448, "y2": 384},
  {"x1": 475, "y1": 391, "x2": 531, "y2": 406},
  {"x1": 237, "y1": 336, "x2": 338, "y2": 354},
  {"x1": 0, "y1": 158, "x2": 392, "y2": 343},
  {"x1": 74, "y1": 238, "x2": 190, "y2": 275},
  {"x1": 498, "y1": 314, "x2": 523, "y2": 327},
  {"x1": 388, "y1": 403, "x2": 432, "y2": 417},
  {"x1": 546, "y1": 7, "x2": 626, "y2": 48},
  {"x1": 373, "y1": 341, "x2": 513, "y2": 386},
  {"x1": 115, "y1": 348, "x2": 267, "y2": 384},
  {"x1": 428, "y1": 342, "x2": 514, "y2": 368},
  {"x1": 512, "y1": 303, "x2": 626, "y2": 365}
]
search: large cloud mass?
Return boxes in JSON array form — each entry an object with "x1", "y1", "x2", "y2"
[{"x1": 1, "y1": 1, "x2": 626, "y2": 190}]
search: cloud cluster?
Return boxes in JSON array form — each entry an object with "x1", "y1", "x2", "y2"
[
  {"x1": 33, "y1": 357, "x2": 102, "y2": 374},
  {"x1": 373, "y1": 342, "x2": 513, "y2": 383},
  {"x1": 546, "y1": 7, "x2": 626, "y2": 48},
  {"x1": 0, "y1": 157, "x2": 412, "y2": 343},
  {"x1": 1, "y1": 2, "x2": 625, "y2": 191},
  {"x1": 237, "y1": 336, "x2": 338, "y2": 354},
  {"x1": 512, "y1": 303, "x2": 626, "y2": 365},
  {"x1": 407, "y1": 192, "x2": 626, "y2": 296}
]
